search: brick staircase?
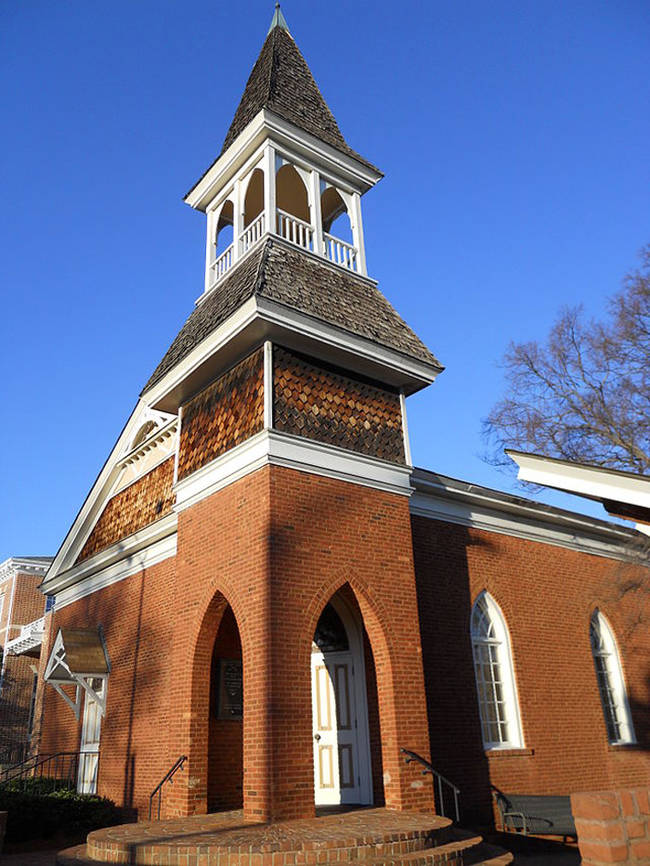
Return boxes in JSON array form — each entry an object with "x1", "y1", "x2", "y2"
[{"x1": 56, "y1": 808, "x2": 512, "y2": 866}]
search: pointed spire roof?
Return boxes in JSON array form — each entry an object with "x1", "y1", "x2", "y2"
[
  {"x1": 267, "y1": 2, "x2": 290, "y2": 36},
  {"x1": 219, "y1": 8, "x2": 378, "y2": 172}
]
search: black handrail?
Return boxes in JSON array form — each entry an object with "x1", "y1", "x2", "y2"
[
  {"x1": 0, "y1": 751, "x2": 95, "y2": 791},
  {"x1": 149, "y1": 755, "x2": 187, "y2": 820},
  {"x1": 401, "y1": 747, "x2": 461, "y2": 822}
]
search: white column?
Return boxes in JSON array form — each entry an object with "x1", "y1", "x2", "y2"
[
  {"x1": 204, "y1": 208, "x2": 215, "y2": 292},
  {"x1": 400, "y1": 390, "x2": 412, "y2": 467},
  {"x1": 351, "y1": 192, "x2": 367, "y2": 275},
  {"x1": 173, "y1": 407, "x2": 183, "y2": 487},
  {"x1": 310, "y1": 170, "x2": 323, "y2": 256},
  {"x1": 263, "y1": 144, "x2": 276, "y2": 238},
  {"x1": 233, "y1": 178, "x2": 243, "y2": 261},
  {"x1": 263, "y1": 341, "x2": 273, "y2": 429}
]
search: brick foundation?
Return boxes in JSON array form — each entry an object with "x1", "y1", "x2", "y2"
[{"x1": 571, "y1": 788, "x2": 650, "y2": 864}]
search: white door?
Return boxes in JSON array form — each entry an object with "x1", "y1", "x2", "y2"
[
  {"x1": 311, "y1": 649, "x2": 367, "y2": 805},
  {"x1": 77, "y1": 678, "x2": 104, "y2": 794}
]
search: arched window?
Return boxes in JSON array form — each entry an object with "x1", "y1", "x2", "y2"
[
  {"x1": 590, "y1": 610, "x2": 635, "y2": 745},
  {"x1": 130, "y1": 420, "x2": 157, "y2": 450},
  {"x1": 471, "y1": 592, "x2": 523, "y2": 749}
]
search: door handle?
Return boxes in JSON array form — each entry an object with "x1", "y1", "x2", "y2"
[{"x1": 314, "y1": 733, "x2": 321, "y2": 741}]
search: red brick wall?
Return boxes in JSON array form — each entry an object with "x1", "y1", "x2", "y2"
[
  {"x1": 412, "y1": 515, "x2": 650, "y2": 825},
  {"x1": 39, "y1": 557, "x2": 176, "y2": 816},
  {"x1": 77, "y1": 458, "x2": 175, "y2": 563},
  {"x1": 178, "y1": 348, "x2": 264, "y2": 480},
  {"x1": 273, "y1": 346, "x2": 405, "y2": 463},
  {"x1": 163, "y1": 464, "x2": 433, "y2": 821},
  {"x1": 571, "y1": 787, "x2": 650, "y2": 864}
]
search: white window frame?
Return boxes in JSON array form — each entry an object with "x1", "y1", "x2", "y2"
[
  {"x1": 590, "y1": 610, "x2": 636, "y2": 746},
  {"x1": 471, "y1": 591, "x2": 523, "y2": 750}
]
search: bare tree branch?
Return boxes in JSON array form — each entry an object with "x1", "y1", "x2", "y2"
[{"x1": 482, "y1": 244, "x2": 650, "y2": 475}]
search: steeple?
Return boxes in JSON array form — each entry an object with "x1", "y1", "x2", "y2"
[{"x1": 160, "y1": 11, "x2": 442, "y2": 412}]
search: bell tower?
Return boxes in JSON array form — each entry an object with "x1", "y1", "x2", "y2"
[{"x1": 186, "y1": 5, "x2": 380, "y2": 297}]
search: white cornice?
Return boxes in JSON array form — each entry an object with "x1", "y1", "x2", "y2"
[
  {"x1": 410, "y1": 469, "x2": 640, "y2": 560},
  {"x1": 254, "y1": 294, "x2": 440, "y2": 388},
  {"x1": 185, "y1": 109, "x2": 381, "y2": 212},
  {"x1": 0, "y1": 558, "x2": 52, "y2": 585},
  {"x1": 174, "y1": 429, "x2": 412, "y2": 514},
  {"x1": 144, "y1": 293, "x2": 439, "y2": 415}
]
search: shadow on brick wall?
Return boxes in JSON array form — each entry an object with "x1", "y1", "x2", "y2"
[{"x1": 412, "y1": 516, "x2": 493, "y2": 826}]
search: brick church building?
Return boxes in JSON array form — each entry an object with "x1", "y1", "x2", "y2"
[{"x1": 32, "y1": 7, "x2": 647, "y2": 829}]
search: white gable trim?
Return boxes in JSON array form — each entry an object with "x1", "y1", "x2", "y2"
[
  {"x1": 46, "y1": 401, "x2": 178, "y2": 586},
  {"x1": 43, "y1": 512, "x2": 177, "y2": 599}
]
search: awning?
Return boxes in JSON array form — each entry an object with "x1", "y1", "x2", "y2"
[{"x1": 44, "y1": 627, "x2": 110, "y2": 719}]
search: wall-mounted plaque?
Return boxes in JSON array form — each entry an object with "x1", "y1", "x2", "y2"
[{"x1": 217, "y1": 659, "x2": 243, "y2": 720}]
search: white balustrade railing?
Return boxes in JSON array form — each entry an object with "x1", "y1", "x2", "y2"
[
  {"x1": 323, "y1": 233, "x2": 358, "y2": 271},
  {"x1": 239, "y1": 212, "x2": 265, "y2": 256},
  {"x1": 210, "y1": 243, "x2": 233, "y2": 285},
  {"x1": 276, "y1": 209, "x2": 314, "y2": 252},
  {"x1": 206, "y1": 208, "x2": 361, "y2": 291},
  {"x1": 5, "y1": 616, "x2": 46, "y2": 655}
]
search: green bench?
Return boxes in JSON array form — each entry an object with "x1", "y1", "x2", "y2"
[{"x1": 493, "y1": 790, "x2": 577, "y2": 839}]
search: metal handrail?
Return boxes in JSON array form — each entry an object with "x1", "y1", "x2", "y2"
[
  {"x1": 401, "y1": 747, "x2": 461, "y2": 822},
  {"x1": 149, "y1": 755, "x2": 187, "y2": 820},
  {"x1": 0, "y1": 751, "x2": 88, "y2": 790}
]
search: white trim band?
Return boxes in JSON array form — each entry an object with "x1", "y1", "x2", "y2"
[{"x1": 174, "y1": 429, "x2": 413, "y2": 514}]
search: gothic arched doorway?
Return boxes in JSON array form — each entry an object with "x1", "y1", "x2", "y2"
[
  {"x1": 311, "y1": 592, "x2": 373, "y2": 806},
  {"x1": 208, "y1": 604, "x2": 243, "y2": 811}
]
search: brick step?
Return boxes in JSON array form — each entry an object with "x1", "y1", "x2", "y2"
[
  {"x1": 58, "y1": 809, "x2": 454, "y2": 866},
  {"x1": 364, "y1": 833, "x2": 483, "y2": 866},
  {"x1": 462, "y1": 842, "x2": 514, "y2": 866},
  {"x1": 57, "y1": 841, "x2": 514, "y2": 866}
]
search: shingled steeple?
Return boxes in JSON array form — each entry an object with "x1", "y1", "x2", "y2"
[
  {"x1": 220, "y1": 6, "x2": 376, "y2": 171},
  {"x1": 160, "y1": 9, "x2": 442, "y2": 413}
]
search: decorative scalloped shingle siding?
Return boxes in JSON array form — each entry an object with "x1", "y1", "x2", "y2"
[
  {"x1": 177, "y1": 348, "x2": 265, "y2": 480},
  {"x1": 273, "y1": 346, "x2": 405, "y2": 464},
  {"x1": 76, "y1": 457, "x2": 175, "y2": 563}
]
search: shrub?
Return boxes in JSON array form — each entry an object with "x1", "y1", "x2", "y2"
[{"x1": 0, "y1": 786, "x2": 121, "y2": 843}]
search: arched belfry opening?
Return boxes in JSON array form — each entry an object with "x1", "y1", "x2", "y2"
[
  {"x1": 208, "y1": 604, "x2": 243, "y2": 811},
  {"x1": 243, "y1": 169, "x2": 264, "y2": 228},
  {"x1": 321, "y1": 186, "x2": 352, "y2": 243},
  {"x1": 276, "y1": 162, "x2": 313, "y2": 249},
  {"x1": 311, "y1": 587, "x2": 382, "y2": 807},
  {"x1": 215, "y1": 200, "x2": 234, "y2": 256}
]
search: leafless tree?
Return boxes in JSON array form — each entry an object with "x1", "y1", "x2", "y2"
[{"x1": 483, "y1": 244, "x2": 650, "y2": 475}]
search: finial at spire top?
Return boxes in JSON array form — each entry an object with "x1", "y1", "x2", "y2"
[{"x1": 267, "y1": 2, "x2": 290, "y2": 36}]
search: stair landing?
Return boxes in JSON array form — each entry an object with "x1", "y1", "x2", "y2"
[{"x1": 57, "y1": 807, "x2": 512, "y2": 866}]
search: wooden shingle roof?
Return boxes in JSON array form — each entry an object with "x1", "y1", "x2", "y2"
[{"x1": 142, "y1": 240, "x2": 442, "y2": 394}]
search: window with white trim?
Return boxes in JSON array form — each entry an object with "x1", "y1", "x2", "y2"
[
  {"x1": 471, "y1": 592, "x2": 523, "y2": 749},
  {"x1": 590, "y1": 610, "x2": 635, "y2": 745}
]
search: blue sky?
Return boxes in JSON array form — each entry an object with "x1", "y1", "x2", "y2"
[{"x1": 1, "y1": 0, "x2": 649, "y2": 560}]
